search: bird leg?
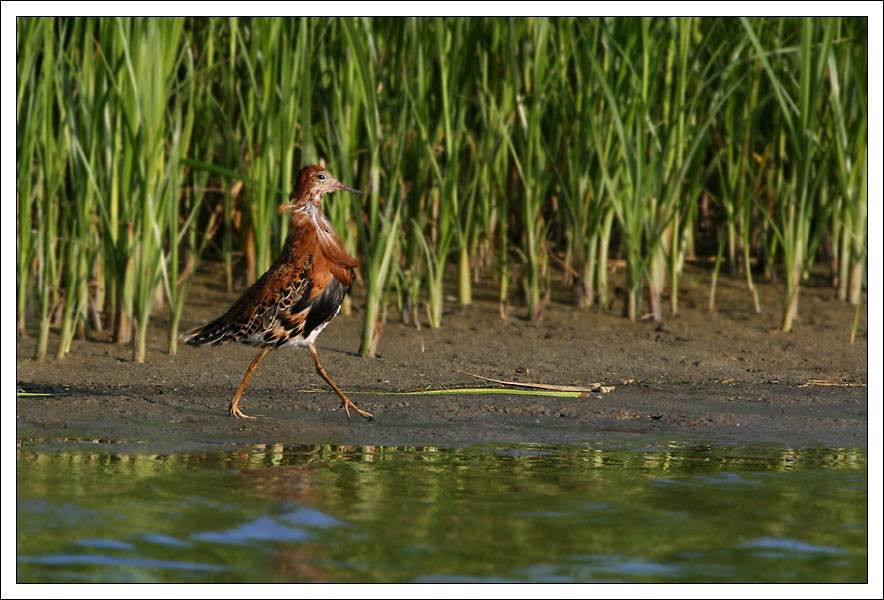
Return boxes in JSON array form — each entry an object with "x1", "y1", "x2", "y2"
[
  {"x1": 309, "y1": 344, "x2": 373, "y2": 421},
  {"x1": 229, "y1": 346, "x2": 271, "y2": 418}
]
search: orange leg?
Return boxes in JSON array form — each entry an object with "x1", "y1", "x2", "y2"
[
  {"x1": 309, "y1": 344, "x2": 373, "y2": 421},
  {"x1": 229, "y1": 346, "x2": 271, "y2": 418}
]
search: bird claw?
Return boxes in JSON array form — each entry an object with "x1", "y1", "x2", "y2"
[
  {"x1": 229, "y1": 405, "x2": 255, "y2": 419},
  {"x1": 339, "y1": 398, "x2": 373, "y2": 421}
]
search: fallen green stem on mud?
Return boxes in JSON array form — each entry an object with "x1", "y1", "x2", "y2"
[{"x1": 299, "y1": 388, "x2": 590, "y2": 398}]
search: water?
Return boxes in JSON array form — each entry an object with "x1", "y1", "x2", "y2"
[{"x1": 16, "y1": 441, "x2": 867, "y2": 583}]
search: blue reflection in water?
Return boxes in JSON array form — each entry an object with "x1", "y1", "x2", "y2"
[
  {"x1": 739, "y1": 537, "x2": 851, "y2": 556},
  {"x1": 193, "y1": 516, "x2": 313, "y2": 544},
  {"x1": 139, "y1": 533, "x2": 193, "y2": 548},
  {"x1": 75, "y1": 539, "x2": 134, "y2": 551},
  {"x1": 17, "y1": 554, "x2": 226, "y2": 572},
  {"x1": 280, "y1": 506, "x2": 349, "y2": 529}
]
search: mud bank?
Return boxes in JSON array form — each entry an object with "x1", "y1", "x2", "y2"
[{"x1": 16, "y1": 263, "x2": 867, "y2": 452}]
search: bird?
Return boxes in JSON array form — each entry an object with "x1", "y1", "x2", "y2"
[{"x1": 181, "y1": 165, "x2": 373, "y2": 421}]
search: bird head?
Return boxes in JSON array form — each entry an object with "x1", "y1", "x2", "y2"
[{"x1": 278, "y1": 165, "x2": 363, "y2": 215}]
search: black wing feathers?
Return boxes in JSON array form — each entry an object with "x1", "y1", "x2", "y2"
[{"x1": 300, "y1": 277, "x2": 349, "y2": 337}]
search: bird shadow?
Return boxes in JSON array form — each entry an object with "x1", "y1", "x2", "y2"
[
  {"x1": 16, "y1": 381, "x2": 157, "y2": 404},
  {"x1": 320, "y1": 345, "x2": 361, "y2": 358}
]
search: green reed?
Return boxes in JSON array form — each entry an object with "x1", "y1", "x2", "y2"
[
  {"x1": 743, "y1": 17, "x2": 840, "y2": 331},
  {"x1": 338, "y1": 17, "x2": 405, "y2": 356},
  {"x1": 825, "y1": 19, "x2": 867, "y2": 310},
  {"x1": 16, "y1": 17, "x2": 44, "y2": 344},
  {"x1": 16, "y1": 17, "x2": 867, "y2": 362},
  {"x1": 26, "y1": 18, "x2": 70, "y2": 360},
  {"x1": 474, "y1": 41, "x2": 515, "y2": 316},
  {"x1": 713, "y1": 47, "x2": 765, "y2": 314},
  {"x1": 16, "y1": 19, "x2": 40, "y2": 339}
]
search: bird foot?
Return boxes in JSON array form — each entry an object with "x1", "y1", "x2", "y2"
[
  {"x1": 340, "y1": 398, "x2": 373, "y2": 421},
  {"x1": 229, "y1": 404, "x2": 256, "y2": 419}
]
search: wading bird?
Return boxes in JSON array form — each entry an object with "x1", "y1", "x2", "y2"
[{"x1": 182, "y1": 165, "x2": 372, "y2": 421}]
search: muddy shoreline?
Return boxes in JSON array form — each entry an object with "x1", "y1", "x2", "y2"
[{"x1": 16, "y1": 263, "x2": 868, "y2": 452}]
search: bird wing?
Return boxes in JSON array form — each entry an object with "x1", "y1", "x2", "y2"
[
  {"x1": 182, "y1": 220, "x2": 356, "y2": 348},
  {"x1": 180, "y1": 257, "x2": 311, "y2": 347}
]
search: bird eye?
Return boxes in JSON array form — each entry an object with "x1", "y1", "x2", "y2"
[{"x1": 317, "y1": 174, "x2": 326, "y2": 180}]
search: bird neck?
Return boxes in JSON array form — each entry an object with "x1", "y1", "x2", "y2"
[
  {"x1": 291, "y1": 199, "x2": 327, "y2": 233},
  {"x1": 287, "y1": 204, "x2": 358, "y2": 275},
  {"x1": 290, "y1": 188, "x2": 324, "y2": 211}
]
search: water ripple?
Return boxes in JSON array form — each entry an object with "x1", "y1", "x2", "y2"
[
  {"x1": 739, "y1": 537, "x2": 850, "y2": 556},
  {"x1": 192, "y1": 516, "x2": 312, "y2": 544},
  {"x1": 74, "y1": 539, "x2": 134, "y2": 551},
  {"x1": 17, "y1": 554, "x2": 225, "y2": 572}
]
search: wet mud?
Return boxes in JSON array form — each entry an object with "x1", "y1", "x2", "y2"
[{"x1": 16, "y1": 263, "x2": 868, "y2": 452}]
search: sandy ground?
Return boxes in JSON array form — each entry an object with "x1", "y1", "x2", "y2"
[{"x1": 16, "y1": 262, "x2": 867, "y2": 452}]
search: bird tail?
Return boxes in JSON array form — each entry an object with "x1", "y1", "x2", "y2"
[{"x1": 180, "y1": 313, "x2": 234, "y2": 347}]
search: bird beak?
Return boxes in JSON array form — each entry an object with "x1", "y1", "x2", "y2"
[
  {"x1": 333, "y1": 181, "x2": 364, "y2": 195},
  {"x1": 277, "y1": 203, "x2": 296, "y2": 215}
]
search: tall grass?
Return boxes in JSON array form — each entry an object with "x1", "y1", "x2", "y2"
[
  {"x1": 338, "y1": 17, "x2": 404, "y2": 356},
  {"x1": 16, "y1": 17, "x2": 868, "y2": 362}
]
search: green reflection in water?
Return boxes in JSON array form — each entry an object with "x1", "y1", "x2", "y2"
[{"x1": 16, "y1": 442, "x2": 867, "y2": 583}]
